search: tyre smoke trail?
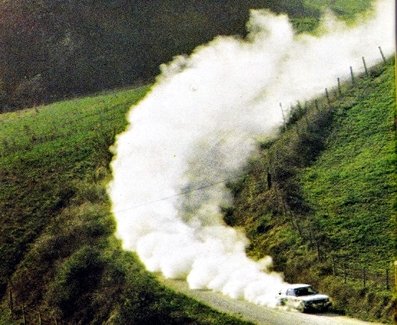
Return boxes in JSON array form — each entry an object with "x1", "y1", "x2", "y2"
[{"x1": 109, "y1": 0, "x2": 394, "y2": 306}]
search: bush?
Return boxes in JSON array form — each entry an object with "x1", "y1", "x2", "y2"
[{"x1": 47, "y1": 246, "x2": 105, "y2": 320}]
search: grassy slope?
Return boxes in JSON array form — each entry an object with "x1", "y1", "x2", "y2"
[
  {"x1": 226, "y1": 1, "x2": 396, "y2": 322},
  {"x1": 227, "y1": 60, "x2": 396, "y2": 322},
  {"x1": 290, "y1": 0, "x2": 373, "y2": 32},
  {"x1": 303, "y1": 0, "x2": 372, "y2": 17},
  {"x1": 301, "y1": 64, "x2": 396, "y2": 266},
  {"x1": 0, "y1": 87, "x2": 250, "y2": 324}
]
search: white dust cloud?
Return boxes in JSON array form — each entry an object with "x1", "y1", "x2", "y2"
[{"x1": 109, "y1": 0, "x2": 395, "y2": 306}]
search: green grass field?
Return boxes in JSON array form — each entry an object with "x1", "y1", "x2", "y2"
[
  {"x1": 0, "y1": 87, "x2": 250, "y2": 324},
  {"x1": 303, "y1": 0, "x2": 373, "y2": 18},
  {"x1": 290, "y1": 0, "x2": 374, "y2": 32},
  {"x1": 300, "y1": 64, "x2": 396, "y2": 267}
]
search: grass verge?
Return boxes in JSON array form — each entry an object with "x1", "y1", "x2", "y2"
[{"x1": 0, "y1": 86, "x2": 249, "y2": 324}]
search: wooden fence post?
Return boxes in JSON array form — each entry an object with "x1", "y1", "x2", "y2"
[
  {"x1": 337, "y1": 78, "x2": 342, "y2": 96},
  {"x1": 304, "y1": 102, "x2": 310, "y2": 128},
  {"x1": 386, "y1": 268, "x2": 390, "y2": 290},
  {"x1": 344, "y1": 264, "x2": 347, "y2": 284},
  {"x1": 22, "y1": 305, "x2": 26, "y2": 325},
  {"x1": 350, "y1": 66, "x2": 355, "y2": 85},
  {"x1": 279, "y1": 103, "x2": 286, "y2": 131},
  {"x1": 325, "y1": 88, "x2": 330, "y2": 105},
  {"x1": 363, "y1": 268, "x2": 367, "y2": 288},
  {"x1": 378, "y1": 46, "x2": 386, "y2": 63},
  {"x1": 8, "y1": 286, "x2": 13, "y2": 316},
  {"x1": 267, "y1": 168, "x2": 272, "y2": 190},
  {"x1": 362, "y1": 57, "x2": 369, "y2": 76},
  {"x1": 315, "y1": 99, "x2": 320, "y2": 112}
]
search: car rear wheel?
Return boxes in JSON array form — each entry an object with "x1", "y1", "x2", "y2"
[{"x1": 297, "y1": 302, "x2": 306, "y2": 313}]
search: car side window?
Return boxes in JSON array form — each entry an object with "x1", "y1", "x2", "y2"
[{"x1": 286, "y1": 289, "x2": 295, "y2": 296}]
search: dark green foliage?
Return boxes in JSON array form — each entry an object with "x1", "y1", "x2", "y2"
[
  {"x1": 0, "y1": 0, "x2": 321, "y2": 111},
  {"x1": 47, "y1": 246, "x2": 106, "y2": 319},
  {"x1": 0, "y1": 0, "x2": 375, "y2": 112}
]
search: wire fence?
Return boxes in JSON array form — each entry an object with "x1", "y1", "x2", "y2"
[
  {"x1": 329, "y1": 257, "x2": 395, "y2": 291},
  {"x1": 285, "y1": 47, "x2": 395, "y2": 293},
  {"x1": 280, "y1": 46, "x2": 390, "y2": 131}
]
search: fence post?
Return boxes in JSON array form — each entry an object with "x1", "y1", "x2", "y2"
[
  {"x1": 38, "y1": 311, "x2": 42, "y2": 325},
  {"x1": 337, "y1": 78, "x2": 342, "y2": 96},
  {"x1": 350, "y1": 66, "x2": 355, "y2": 85},
  {"x1": 386, "y1": 268, "x2": 390, "y2": 290},
  {"x1": 22, "y1": 305, "x2": 26, "y2": 325},
  {"x1": 362, "y1": 57, "x2": 369, "y2": 76},
  {"x1": 315, "y1": 99, "x2": 320, "y2": 112},
  {"x1": 378, "y1": 46, "x2": 386, "y2": 63},
  {"x1": 304, "y1": 102, "x2": 310, "y2": 128},
  {"x1": 267, "y1": 167, "x2": 272, "y2": 189},
  {"x1": 332, "y1": 256, "x2": 336, "y2": 276},
  {"x1": 8, "y1": 286, "x2": 13, "y2": 316},
  {"x1": 344, "y1": 264, "x2": 347, "y2": 284},
  {"x1": 279, "y1": 103, "x2": 286, "y2": 131},
  {"x1": 325, "y1": 88, "x2": 330, "y2": 105},
  {"x1": 363, "y1": 268, "x2": 367, "y2": 288}
]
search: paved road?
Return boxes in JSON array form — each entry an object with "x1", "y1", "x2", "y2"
[{"x1": 161, "y1": 278, "x2": 383, "y2": 325}]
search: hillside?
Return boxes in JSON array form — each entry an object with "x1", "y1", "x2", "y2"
[
  {"x1": 0, "y1": 0, "x2": 374, "y2": 111},
  {"x1": 0, "y1": 0, "x2": 392, "y2": 323},
  {"x1": 1, "y1": 62, "x2": 394, "y2": 324},
  {"x1": 226, "y1": 59, "x2": 396, "y2": 322},
  {"x1": 0, "y1": 0, "x2": 317, "y2": 111},
  {"x1": 0, "y1": 88, "x2": 250, "y2": 324}
]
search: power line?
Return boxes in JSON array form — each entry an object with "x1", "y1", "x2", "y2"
[
  {"x1": 113, "y1": 174, "x2": 247, "y2": 214},
  {"x1": 113, "y1": 114, "x2": 264, "y2": 214}
]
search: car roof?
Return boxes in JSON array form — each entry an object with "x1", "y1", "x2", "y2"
[{"x1": 285, "y1": 284, "x2": 311, "y2": 289}]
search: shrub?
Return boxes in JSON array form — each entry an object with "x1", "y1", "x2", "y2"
[{"x1": 47, "y1": 246, "x2": 105, "y2": 320}]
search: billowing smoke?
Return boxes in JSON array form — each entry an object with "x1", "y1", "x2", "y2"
[{"x1": 109, "y1": 0, "x2": 394, "y2": 306}]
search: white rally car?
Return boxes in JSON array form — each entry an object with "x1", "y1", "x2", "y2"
[{"x1": 277, "y1": 284, "x2": 332, "y2": 312}]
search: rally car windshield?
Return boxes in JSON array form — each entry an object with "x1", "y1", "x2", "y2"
[{"x1": 294, "y1": 286, "x2": 318, "y2": 296}]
